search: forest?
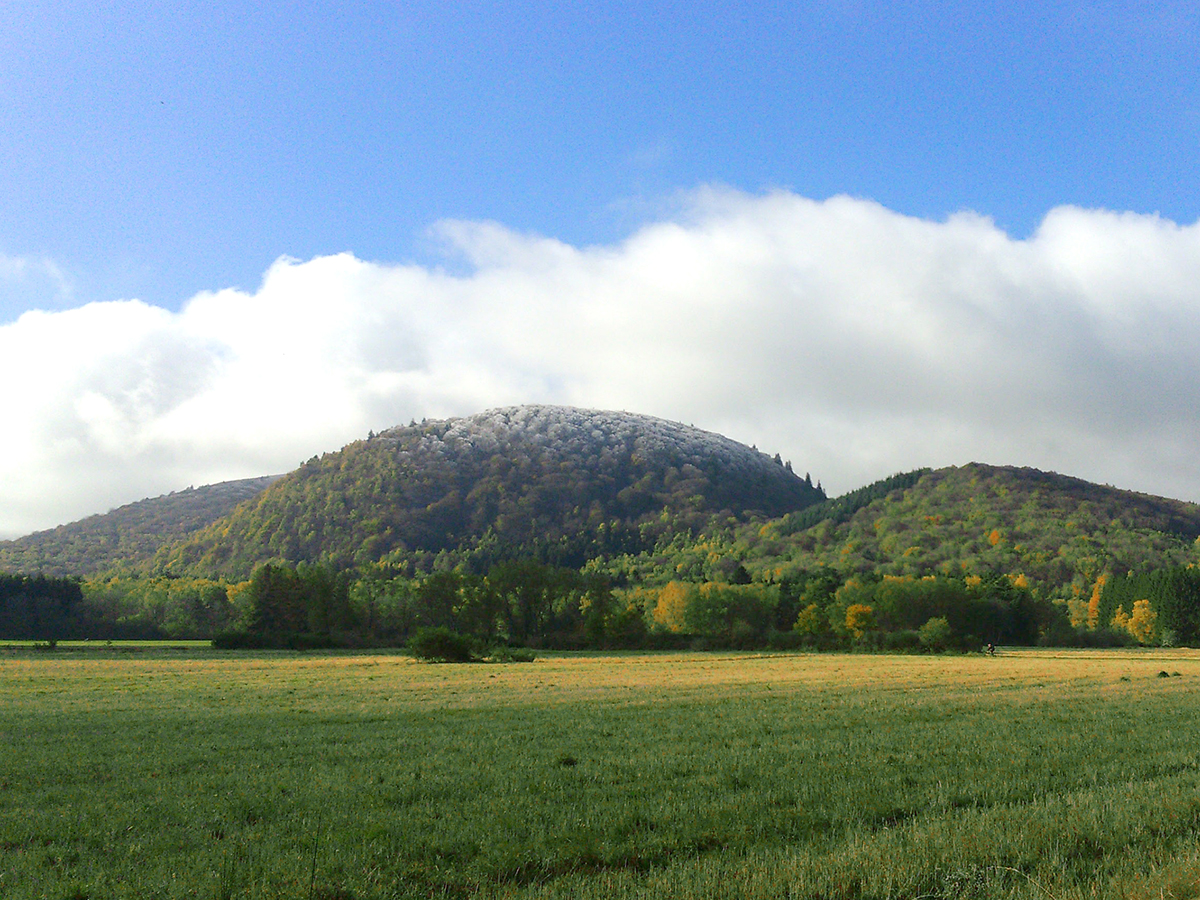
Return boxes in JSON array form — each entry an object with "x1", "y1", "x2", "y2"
[
  {"x1": 5, "y1": 408, "x2": 1200, "y2": 651},
  {"x1": 0, "y1": 572, "x2": 162, "y2": 641},
  {"x1": 13, "y1": 558, "x2": 1200, "y2": 653}
]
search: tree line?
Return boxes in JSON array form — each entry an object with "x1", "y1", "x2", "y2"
[
  {"x1": 1090, "y1": 567, "x2": 1200, "y2": 645},
  {"x1": 7, "y1": 561, "x2": 1200, "y2": 651},
  {"x1": 0, "y1": 572, "x2": 162, "y2": 640}
]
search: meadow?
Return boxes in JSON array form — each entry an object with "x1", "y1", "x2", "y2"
[{"x1": 2, "y1": 648, "x2": 1200, "y2": 899}]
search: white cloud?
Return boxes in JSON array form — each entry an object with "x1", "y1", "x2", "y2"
[{"x1": 3, "y1": 188, "x2": 1200, "y2": 538}]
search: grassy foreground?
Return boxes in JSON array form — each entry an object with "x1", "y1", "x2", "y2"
[
  {"x1": 3, "y1": 649, "x2": 1200, "y2": 899},
  {"x1": 0, "y1": 640, "x2": 212, "y2": 650}
]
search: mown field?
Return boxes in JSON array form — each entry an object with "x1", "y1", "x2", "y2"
[
  {"x1": 3, "y1": 648, "x2": 1200, "y2": 899},
  {"x1": 0, "y1": 641, "x2": 212, "y2": 650}
]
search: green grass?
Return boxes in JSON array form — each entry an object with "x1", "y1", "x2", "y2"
[
  {"x1": 2, "y1": 650, "x2": 1199, "y2": 898},
  {"x1": 0, "y1": 639, "x2": 212, "y2": 650}
]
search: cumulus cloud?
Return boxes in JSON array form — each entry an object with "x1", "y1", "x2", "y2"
[{"x1": 3, "y1": 188, "x2": 1200, "y2": 537}]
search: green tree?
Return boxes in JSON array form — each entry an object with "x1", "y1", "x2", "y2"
[
  {"x1": 415, "y1": 571, "x2": 466, "y2": 632},
  {"x1": 246, "y1": 564, "x2": 309, "y2": 635},
  {"x1": 918, "y1": 616, "x2": 953, "y2": 651},
  {"x1": 793, "y1": 603, "x2": 829, "y2": 641},
  {"x1": 488, "y1": 561, "x2": 558, "y2": 645}
]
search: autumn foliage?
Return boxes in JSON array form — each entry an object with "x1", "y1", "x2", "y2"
[
  {"x1": 844, "y1": 604, "x2": 875, "y2": 639},
  {"x1": 1111, "y1": 599, "x2": 1158, "y2": 644}
]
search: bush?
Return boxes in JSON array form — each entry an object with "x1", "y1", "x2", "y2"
[
  {"x1": 211, "y1": 631, "x2": 349, "y2": 650},
  {"x1": 211, "y1": 631, "x2": 267, "y2": 649},
  {"x1": 1038, "y1": 625, "x2": 1135, "y2": 648},
  {"x1": 1038, "y1": 617, "x2": 1078, "y2": 648},
  {"x1": 1082, "y1": 626, "x2": 1135, "y2": 648},
  {"x1": 882, "y1": 630, "x2": 922, "y2": 652},
  {"x1": 918, "y1": 617, "x2": 953, "y2": 652},
  {"x1": 766, "y1": 629, "x2": 805, "y2": 650},
  {"x1": 408, "y1": 627, "x2": 478, "y2": 662},
  {"x1": 284, "y1": 632, "x2": 347, "y2": 651},
  {"x1": 642, "y1": 631, "x2": 693, "y2": 651},
  {"x1": 488, "y1": 645, "x2": 537, "y2": 663}
]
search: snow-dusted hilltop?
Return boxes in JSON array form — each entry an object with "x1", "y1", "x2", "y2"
[
  {"x1": 381, "y1": 405, "x2": 813, "y2": 496},
  {"x1": 160, "y1": 406, "x2": 825, "y2": 578}
]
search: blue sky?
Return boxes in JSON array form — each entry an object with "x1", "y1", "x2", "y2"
[
  {"x1": 4, "y1": 1, "x2": 1197, "y2": 315},
  {"x1": 2, "y1": 1, "x2": 1200, "y2": 535}
]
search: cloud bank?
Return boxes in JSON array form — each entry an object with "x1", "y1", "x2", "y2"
[{"x1": 4, "y1": 189, "x2": 1200, "y2": 538}]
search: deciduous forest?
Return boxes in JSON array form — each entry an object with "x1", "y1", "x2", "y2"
[{"x1": 4, "y1": 407, "x2": 1200, "y2": 650}]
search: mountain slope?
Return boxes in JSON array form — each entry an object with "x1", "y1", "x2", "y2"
[
  {"x1": 601, "y1": 463, "x2": 1200, "y2": 596},
  {"x1": 156, "y1": 406, "x2": 825, "y2": 578},
  {"x1": 0, "y1": 476, "x2": 280, "y2": 576},
  {"x1": 742, "y1": 463, "x2": 1200, "y2": 591}
]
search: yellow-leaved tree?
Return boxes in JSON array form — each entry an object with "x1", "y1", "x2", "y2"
[
  {"x1": 1127, "y1": 599, "x2": 1158, "y2": 644},
  {"x1": 1067, "y1": 594, "x2": 1088, "y2": 629},
  {"x1": 1110, "y1": 599, "x2": 1158, "y2": 644},
  {"x1": 793, "y1": 603, "x2": 825, "y2": 637},
  {"x1": 1087, "y1": 574, "x2": 1108, "y2": 630},
  {"x1": 844, "y1": 604, "x2": 875, "y2": 640},
  {"x1": 651, "y1": 581, "x2": 691, "y2": 633}
]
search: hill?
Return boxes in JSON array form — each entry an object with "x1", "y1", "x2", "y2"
[
  {"x1": 0, "y1": 476, "x2": 280, "y2": 576},
  {"x1": 154, "y1": 406, "x2": 825, "y2": 578},
  {"x1": 12, "y1": 436, "x2": 1200, "y2": 649},
  {"x1": 609, "y1": 463, "x2": 1200, "y2": 597}
]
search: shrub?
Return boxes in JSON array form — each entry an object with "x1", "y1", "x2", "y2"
[
  {"x1": 488, "y1": 645, "x2": 537, "y2": 663},
  {"x1": 642, "y1": 631, "x2": 693, "y2": 650},
  {"x1": 1039, "y1": 625, "x2": 1134, "y2": 649},
  {"x1": 284, "y1": 632, "x2": 346, "y2": 651},
  {"x1": 408, "y1": 627, "x2": 478, "y2": 662},
  {"x1": 918, "y1": 617, "x2": 954, "y2": 652},
  {"x1": 1081, "y1": 626, "x2": 1136, "y2": 648},
  {"x1": 211, "y1": 630, "x2": 348, "y2": 650},
  {"x1": 1038, "y1": 617, "x2": 1078, "y2": 647},
  {"x1": 882, "y1": 630, "x2": 922, "y2": 652},
  {"x1": 765, "y1": 629, "x2": 805, "y2": 650},
  {"x1": 211, "y1": 631, "x2": 267, "y2": 650}
]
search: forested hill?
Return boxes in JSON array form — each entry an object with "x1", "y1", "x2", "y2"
[
  {"x1": 0, "y1": 476, "x2": 280, "y2": 576},
  {"x1": 154, "y1": 406, "x2": 825, "y2": 578},
  {"x1": 624, "y1": 463, "x2": 1200, "y2": 596}
]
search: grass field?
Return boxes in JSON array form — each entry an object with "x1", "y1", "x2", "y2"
[
  {"x1": 0, "y1": 640, "x2": 212, "y2": 650},
  {"x1": 3, "y1": 648, "x2": 1200, "y2": 899}
]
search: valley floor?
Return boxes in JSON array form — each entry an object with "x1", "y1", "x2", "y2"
[{"x1": 2, "y1": 648, "x2": 1200, "y2": 899}]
